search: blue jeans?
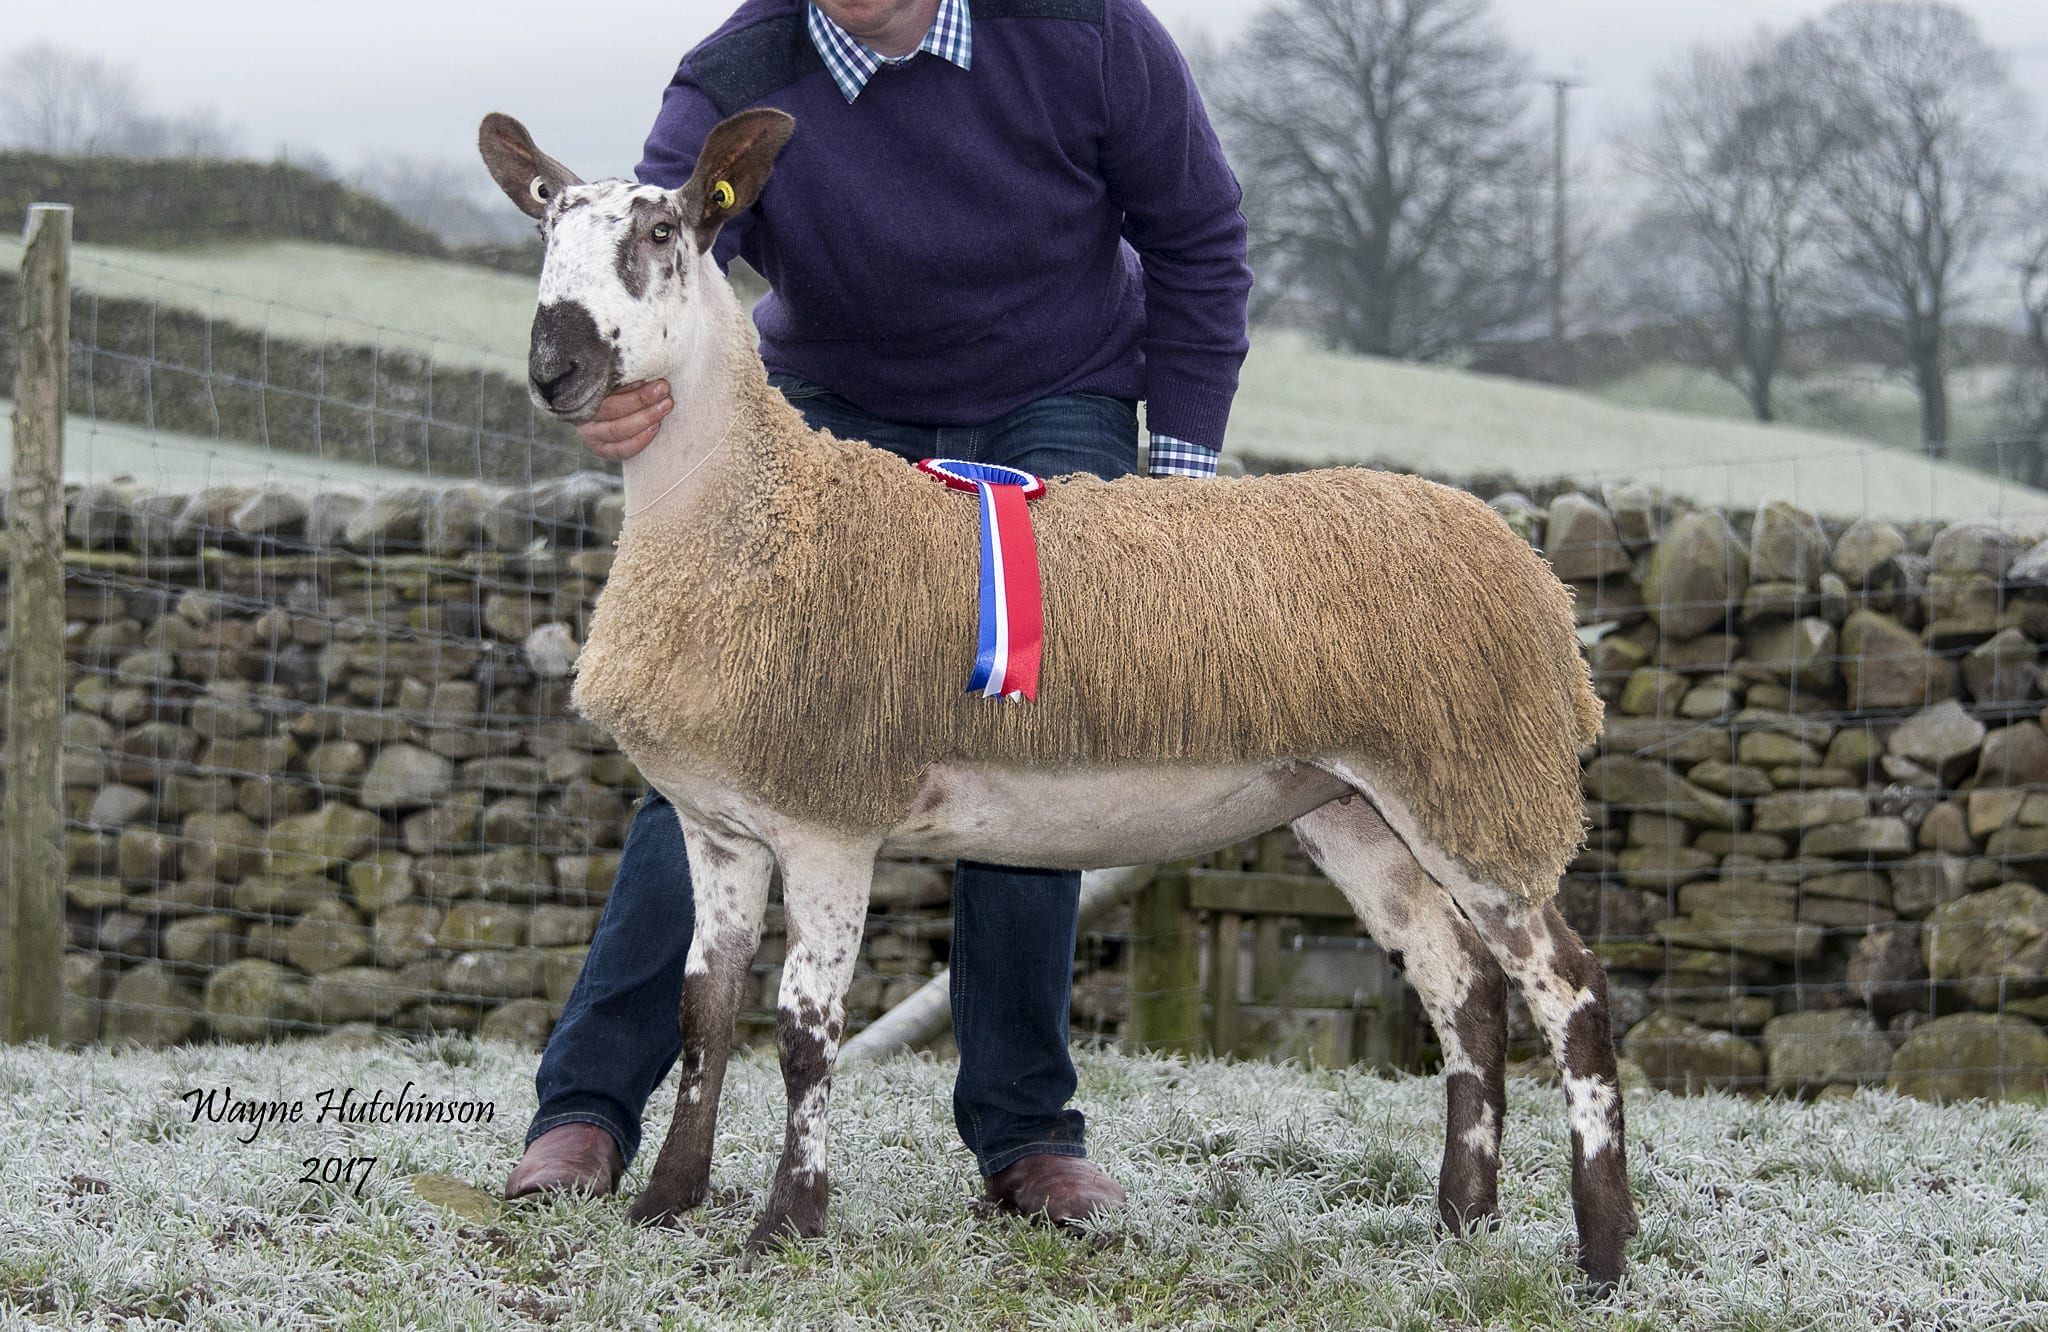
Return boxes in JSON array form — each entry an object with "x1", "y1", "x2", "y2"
[{"x1": 529, "y1": 375, "x2": 1140, "y2": 1176}]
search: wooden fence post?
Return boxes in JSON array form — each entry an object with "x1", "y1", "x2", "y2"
[
  {"x1": 4, "y1": 204, "x2": 71, "y2": 1043},
  {"x1": 1127, "y1": 870, "x2": 1201, "y2": 1053}
]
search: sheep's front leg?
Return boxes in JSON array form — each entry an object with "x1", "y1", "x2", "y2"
[
  {"x1": 745, "y1": 836, "x2": 877, "y2": 1253},
  {"x1": 629, "y1": 823, "x2": 773, "y2": 1226}
]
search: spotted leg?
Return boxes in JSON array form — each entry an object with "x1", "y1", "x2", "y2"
[
  {"x1": 745, "y1": 834, "x2": 877, "y2": 1252},
  {"x1": 628, "y1": 821, "x2": 774, "y2": 1226},
  {"x1": 1447, "y1": 886, "x2": 1637, "y2": 1290},
  {"x1": 1293, "y1": 800, "x2": 1508, "y2": 1234}
]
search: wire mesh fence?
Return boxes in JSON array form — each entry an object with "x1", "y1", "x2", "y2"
[{"x1": 5, "y1": 225, "x2": 2048, "y2": 1108}]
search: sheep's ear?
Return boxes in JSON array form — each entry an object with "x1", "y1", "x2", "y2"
[
  {"x1": 479, "y1": 113, "x2": 585, "y2": 219},
  {"x1": 682, "y1": 109, "x2": 796, "y2": 248}
]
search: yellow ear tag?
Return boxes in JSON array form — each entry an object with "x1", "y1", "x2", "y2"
[{"x1": 711, "y1": 180, "x2": 736, "y2": 209}]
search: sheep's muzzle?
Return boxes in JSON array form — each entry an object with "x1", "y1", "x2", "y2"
[{"x1": 528, "y1": 300, "x2": 614, "y2": 421}]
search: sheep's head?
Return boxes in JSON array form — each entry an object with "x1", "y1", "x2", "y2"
[{"x1": 478, "y1": 109, "x2": 795, "y2": 422}]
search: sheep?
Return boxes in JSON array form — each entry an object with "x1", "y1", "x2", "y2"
[{"x1": 478, "y1": 108, "x2": 1638, "y2": 1288}]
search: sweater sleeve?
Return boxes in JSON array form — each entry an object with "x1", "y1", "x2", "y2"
[
  {"x1": 637, "y1": 64, "x2": 753, "y2": 272},
  {"x1": 1099, "y1": 0, "x2": 1252, "y2": 453}
]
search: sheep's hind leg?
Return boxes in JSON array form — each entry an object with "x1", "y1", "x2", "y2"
[
  {"x1": 746, "y1": 836, "x2": 876, "y2": 1253},
  {"x1": 1443, "y1": 881, "x2": 1636, "y2": 1291},
  {"x1": 1292, "y1": 800, "x2": 1508, "y2": 1234},
  {"x1": 628, "y1": 824, "x2": 774, "y2": 1226}
]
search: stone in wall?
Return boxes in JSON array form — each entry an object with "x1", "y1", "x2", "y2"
[
  {"x1": 1761, "y1": 1010, "x2": 1894, "y2": 1094},
  {"x1": 1644, "y1": 511, "x2": 1748, "y2": 641},
  {"x1": 1543, "y1": 493, "x2": 1630, "y2": 582},
  {"x1": 1923, "y1": 882, "x2": 2048, "y2": 1009},
  {"x1": 1622, "y1": 1013, "x2": 1763, "y2": 1091},
  {"x1": 1888, "y1": 1014, "x2": 2048, "y2": 1101}
]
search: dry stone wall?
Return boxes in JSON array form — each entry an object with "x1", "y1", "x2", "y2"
[
  {"x1": 4, "y1": 471, "x2": 2047, "y2": 1101},
  {"x1": 3, "y1": 473, "x2": 960, "y2": 1056},
  {"x1": 1527, "y1": 487, "x2": 2048, "y2": 1102}
]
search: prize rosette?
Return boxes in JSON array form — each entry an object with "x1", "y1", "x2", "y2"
[{"x1": 916, "y1": 458, "x2": 1047, "y2": 701}]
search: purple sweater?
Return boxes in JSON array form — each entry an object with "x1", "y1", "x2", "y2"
[{"x1": 638, "y1": 0, "x2": 1252, "y2": 450}]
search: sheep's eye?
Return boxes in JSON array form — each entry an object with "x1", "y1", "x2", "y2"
[
  {"x1": 529, "y1": 177, "x2": 551, "y2": 203},
  {"x1": 650, "y1": 223, "x2": 672, "y2": 243}
]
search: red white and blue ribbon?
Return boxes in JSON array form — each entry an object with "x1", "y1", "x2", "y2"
[{"x1": 917, "y1": 458, "x2": 1046, "y2": 701}]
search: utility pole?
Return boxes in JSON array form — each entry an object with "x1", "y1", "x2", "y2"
[{"x1": 1548, "y1": 78, "x2": 1578, "y2": 345}]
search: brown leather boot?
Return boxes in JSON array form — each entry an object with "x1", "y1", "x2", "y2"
[
  {"x1": 982, "y1": 1154, "x2": 1127, "y2": 1227},
  {"x1": 504, "y1": 1123, "x2": 624, "y2": 1200}
]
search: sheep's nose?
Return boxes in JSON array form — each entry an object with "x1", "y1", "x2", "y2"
[
  {"x1": 529, "y1": 357, "x2": 579, "y2": 404},
  {"x1": 527, "y1": 300, "x2": 605, "y2": 410}
]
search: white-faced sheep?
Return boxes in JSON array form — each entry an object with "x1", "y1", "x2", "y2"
[{"x1": 478, "y1": 109, "x2": 1638, "y2": 1287}]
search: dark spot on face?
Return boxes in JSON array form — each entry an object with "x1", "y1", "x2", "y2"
[
  {"x1": 1387, "y1": 949, "x2": 1406, "y2": 972},
  {"x1": 614, "y1": 196, "x2": 682, "y2": 300}
]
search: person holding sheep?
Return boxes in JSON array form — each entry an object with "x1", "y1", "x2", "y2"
[{"x1": 504, "y1": 0, "x2": 1252, "y2": 1228}]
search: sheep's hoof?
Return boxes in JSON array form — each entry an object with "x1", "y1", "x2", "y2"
[
  {"x1": 1575, "y1": 1207, "x2": 1637, "y2": 1295},
  {"x1": 627, "y1": 1191, "x2": 691, "y2": 1228},
  {"x1": 743, "y1": 1202, "x2": 825, "y2": 1255},
  {"x1": 1576, "y1": 1241, "x2": 1630, "y2": 1297},
  {"x1": 1435, "y1": 1197, "x2": 1502, "y2": 1238},
  {"x1": 1580, "y1": 1274, "x2": 1624, "y2": 1301}
]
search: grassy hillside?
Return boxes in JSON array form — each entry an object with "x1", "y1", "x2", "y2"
[
  {"x1": 1230, "y1": 332, "x2": 2046, "y2": 523},
  {"x1": 1592, "y1": 361, "x2": 2017, "y2": 459},
  {"x1": 0, "y1": 153, "x2": 443, "y2": 256},
  {"x1": 9, "y1": 236, "x2": 2043, "y2": 519},
  {"x1": 0, "y1": 236, "x2": 535, "y2": 378}
]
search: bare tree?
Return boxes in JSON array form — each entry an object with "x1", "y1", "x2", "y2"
[
  {"x1": 1786, "y1": 0, "x2": 2027, "y2": 457},
  {"x1": 353, "y1": 156, "x2": 536, "y2": 246},
  {"x1": 0, "y1": 42, "x2": 143, "y2": 155},
  {"x1": 1626, "y1": 35, "x2": 1841, "y2": 422},
  {"x1": 1207, "y1": 0, "x2": 1549, "y2": 359},
  {"x1": 121, "y1": 109, "x2": 243, "y2": 160},
  {"x1": 2008, "y1": 189, "x2": 2048, "y2": 485},
  {"x1": 0, "y1": 43, "x2": 241, "y2": 159}
]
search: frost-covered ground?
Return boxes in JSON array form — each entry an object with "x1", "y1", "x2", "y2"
[{"x1": 3, "y1": 1040, "x2": 2044, "y2": 1330}]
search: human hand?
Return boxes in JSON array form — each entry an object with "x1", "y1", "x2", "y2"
[{"x1": 575, "y1": 381, "x2": 673, "y2": 461}]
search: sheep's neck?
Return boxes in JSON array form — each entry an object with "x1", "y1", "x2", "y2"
[
  {"x1": 618, "y1": 301, "x2": 746, "y2": 525},
  {"x1": 621, "y1": 407, "x2": 736, "y2": 521}
]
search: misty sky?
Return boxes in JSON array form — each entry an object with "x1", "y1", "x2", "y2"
[{"x1": 1, "y1": 0, "x2": 2043, "y2": 186}]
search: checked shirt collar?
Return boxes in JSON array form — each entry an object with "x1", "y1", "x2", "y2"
[{"x1": 808, "y1": 0, "x2": 972, "y2": 103}]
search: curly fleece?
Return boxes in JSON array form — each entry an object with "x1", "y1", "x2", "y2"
[{"x1": 572, "y1": 311, "x2": 1602, "y2": 898}]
